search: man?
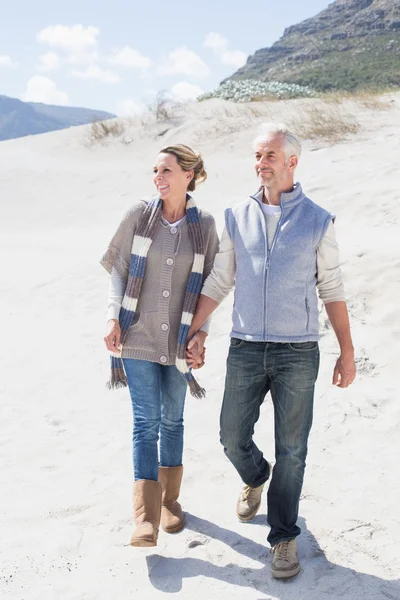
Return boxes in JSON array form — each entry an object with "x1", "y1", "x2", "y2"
[{"x1": 187, "y1": 123, "x2": 356, "y2": 579}]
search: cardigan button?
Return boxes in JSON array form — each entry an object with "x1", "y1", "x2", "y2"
[
  {"x1": 166, "y1": 258, "x2": 174, "y2": 266},
  {"x1": 162, "y1": 290, "x2": 170, "y2": 298},
  {"x1": 170, "y1": 227, "x2": 177, "y2": 235},
  {"x1": 160, "y1": 355, "x2": 167, "y2": 363},
  {"x1": 161, "y1": 323, "x2": 169, "y2": 331}
]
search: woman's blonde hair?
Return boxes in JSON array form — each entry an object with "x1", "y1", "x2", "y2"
[{"x1": 159, "y1": 144, "x2": 207, "y2": 192}]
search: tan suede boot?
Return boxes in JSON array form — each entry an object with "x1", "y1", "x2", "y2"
[
  {"x1": 130, "y1": 479, "x2": 162, "y2": 547},
  {"x1": 158, "y1": 465, "x2": 184, "y2": 533}
]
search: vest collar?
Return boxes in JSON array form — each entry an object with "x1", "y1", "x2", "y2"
[{"x1": 251, "y1": 182, "x2": 305, "y2": 209}]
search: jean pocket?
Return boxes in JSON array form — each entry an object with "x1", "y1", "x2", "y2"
[
  {"x1": 288, "y1": 341, "x2": 318, "y2": 352},
  {"x1": 230, "y1": 337, "x2": 245, "y2": 348}
]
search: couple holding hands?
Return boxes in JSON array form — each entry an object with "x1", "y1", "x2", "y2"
[{"x1": 101, "y1": 124, "x2": 356, "y2": 579}]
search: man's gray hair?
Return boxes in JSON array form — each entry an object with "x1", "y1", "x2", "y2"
[{"x1": 253, "y1": 122, "x2": 302, "y2": 161}]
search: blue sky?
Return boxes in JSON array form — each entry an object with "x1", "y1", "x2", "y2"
[{"x1": 1, "y1": 0, "x2": 330, "y2": 115}]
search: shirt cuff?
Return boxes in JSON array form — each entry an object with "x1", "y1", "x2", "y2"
[
  {"x1": 200, "y1": 284, "x2": 227, "y2": 305},
  {"x1": 322, "y1": 294, "x2": 346, "y2": 305},
  {"x1": 199, "y1": 317, "x2": 211, "y2": 334},
  {"x1": 107, "y1": 302, "x2": 121, "y2": 322}
]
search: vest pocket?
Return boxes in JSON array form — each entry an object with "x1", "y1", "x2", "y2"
[{"x1": 305, "y1": 298, "x2": 310, "y2": 332}]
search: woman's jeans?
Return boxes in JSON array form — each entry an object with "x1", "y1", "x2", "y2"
[
  {"x1": 220, "y1": 339, "x2": 320, "y2": 547},
  {"x1": 123, "y1": 359, "x2": 187, "y2": 482}
]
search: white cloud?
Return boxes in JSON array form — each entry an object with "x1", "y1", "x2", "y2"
[
  {"x1": 37, "y1": 25, "x2": 100, "y2": 67},
  {"x1": 220, "y1": 49, "x2": 248, "y2": 68},
  {"x1": 204, "y1": 32, "x2": 247, "y2": 68},
  {"x1": 71, "y1": 65, "x2": 120, "y2": 83},
  {"x1": 159, "y1": 46, "x2": 210, "y2": 78},
  {"x1": 108, "y1": 46, "x2": 152, "y2": 70},
  {"x1": 37, "y1": 52, "x2": 60, "y2": 72},
  {"x1": 22, "y1": 76, "x2": 69, "y2": 105},
  {"x1": 0, "y1": 54, "x2": 18, "y2": 68},
  {"x1": 169, "y1": 82, "x2": 204, "y2": 102},
  {"x1": 116, "y1": 98, "x2": 147, "y2": 116},
  {"x1": 204, "y1": 33, "x2": 226, "y2": 54},
  {"x1": 37, "y1": 24, "x2": 99, "y2": 53}
]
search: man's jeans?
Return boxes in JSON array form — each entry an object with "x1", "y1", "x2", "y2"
[
  {"x1": 123, "y1": 359, "x2": 187, "y2": 481},
  {"x1": 220, "y1": 339, "x2": 320, "y2": 546}
]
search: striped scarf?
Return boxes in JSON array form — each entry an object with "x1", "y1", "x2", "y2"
[{"x1": 108, "y1": 195, "x2": 206, "y2": 398}]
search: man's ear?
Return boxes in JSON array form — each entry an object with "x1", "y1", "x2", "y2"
[{"x1": 288, "y1": 156, "x2": 298, "y2": 171}]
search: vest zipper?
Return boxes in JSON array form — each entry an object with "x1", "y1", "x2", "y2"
[{"x1": 262, "y1": 205, "x2": 284, "y2": 339}]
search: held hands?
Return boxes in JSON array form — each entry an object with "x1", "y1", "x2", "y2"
[
  {"x1": 333, "y1": 351, "x2": 356, "y2": 388},
  {"x1": 186, "y1": 331, "x2": 208, "y2": 370},
  {"x1": 104, "y1": 319, "x2": 122, "y2": 355}
]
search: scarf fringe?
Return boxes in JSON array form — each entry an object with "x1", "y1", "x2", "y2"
[
  {"x1": 106, "y1": 365, "x2": 128, "y2": 390},
  {"x1": 188, "y1": 378, "x2": 206, "y2": 399}
]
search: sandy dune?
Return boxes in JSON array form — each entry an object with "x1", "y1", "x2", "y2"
[{"x1": 1, "y1": 94, "x2": 399, "y2": 599}]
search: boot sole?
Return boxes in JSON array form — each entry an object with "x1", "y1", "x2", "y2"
[
  {"x1": 130, "y1": 538, "x2": 157, "y2": 547},
  {"x1": 162, "y1": 519, "x2": 185, "y2": 534},
  {"x1": 271, "y1": 564, "x2": 300, "y2": 579}
]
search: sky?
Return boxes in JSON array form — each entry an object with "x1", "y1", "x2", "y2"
[{"x1": 0, "y1": 0, "x2": 331, "y2": 115}]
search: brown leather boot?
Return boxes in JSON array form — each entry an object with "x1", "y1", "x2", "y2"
[
  {"x1": 158, "y1": 465, "x2": 184, "y2": 533},
  {"x1": 130, "y1": 480, "x2": 162, "y2": 547}
]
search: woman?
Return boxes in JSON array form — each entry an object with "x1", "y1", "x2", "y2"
[{"x1": 100, "y1": 144, "x2": 219, "y2": 547}]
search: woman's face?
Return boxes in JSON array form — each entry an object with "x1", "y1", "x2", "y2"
[{"x1": 153, "y1": 153, "x2": 193, "y2": 201}]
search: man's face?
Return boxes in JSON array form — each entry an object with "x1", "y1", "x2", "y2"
[{"x1": 254, "y1": 134, "x2": 297, "y2": 190}]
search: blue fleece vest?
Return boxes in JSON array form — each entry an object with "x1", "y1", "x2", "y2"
[{"x1": 225, "y1": 184, "x2": 333, "y2": 342}]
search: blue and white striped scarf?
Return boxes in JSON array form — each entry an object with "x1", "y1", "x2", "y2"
[{"x1": 108, "y1": 195, "x2": 206, "y2": 398}]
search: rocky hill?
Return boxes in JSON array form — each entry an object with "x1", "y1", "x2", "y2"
[
  {"x1": 225, "y1": 0, "x2": 400, "y2": 91},
  {"x1": 0, "y1": 95, "x2": 115, "y2": 142}
]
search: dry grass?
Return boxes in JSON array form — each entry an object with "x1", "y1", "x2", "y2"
[
  {"x1": 83, "y1": 88, "x2": 392, "y2": 149},
  {"x1": 147, "y1": 92, "x2": 174, "y2": 122},
  {"x1": 288, "y1": 101, "x2": 360, "y2": 143},
  {"x1": 246, "y1": 94, "x2": 282, "y2": 103},
  {"x1": 192, "y1": 96, "x2": 364, "y2": 144},
  {"x1": 320, "y1": 89, "x2": 392, "y2": 111},
  {"x1": 85, "y1": 118, "x2": 126, "y2": 145}
]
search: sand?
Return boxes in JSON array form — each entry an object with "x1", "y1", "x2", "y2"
[{"x1": 1, "y1": 94, "x2": 399, "y2": 599}]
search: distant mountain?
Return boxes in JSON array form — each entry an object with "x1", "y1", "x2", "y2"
[
  {"x1": 224, "y1": 0, "x2": 400, "y2": 91},
  {"x1": 0, "y1": 95, "x2": 115, "y2": 141}
]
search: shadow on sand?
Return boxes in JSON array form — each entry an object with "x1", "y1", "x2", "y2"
[{"x1": 146, "y1": 514, "x2": 400, "y2": 599}]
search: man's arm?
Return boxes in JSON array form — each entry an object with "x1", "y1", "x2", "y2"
[
  {"x1": 189, "y1": 295, "x2": 220, "y2": 339},
  {"x1": 187, "y1": 226, "x2": 236, "y2": 359},
  {"x1": 325, "y1": 301, "x2": 356, "y2": 388},
  {"x1": 317, "y1": 222, "x2": 356, "y2": 388}
]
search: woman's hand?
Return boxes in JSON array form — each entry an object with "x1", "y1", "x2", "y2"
[
  {"x1": 186, "y1": 331, "x2": 207, "y2": 369},
  {"x1": 104, "y1": 319, "x2": 122, "y2": 354}
]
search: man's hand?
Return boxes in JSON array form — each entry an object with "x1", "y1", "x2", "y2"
[
  {"x1": 186, "y1": 331, "x2": 207, "y2": 369},
  {"x1": 332, "y1": 351, "x2": 356, "y2": 388}
]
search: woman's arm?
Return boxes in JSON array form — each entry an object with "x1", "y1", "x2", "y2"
[{"x1": 104, "y1": 267, "x2": 124, "y2": 354}]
